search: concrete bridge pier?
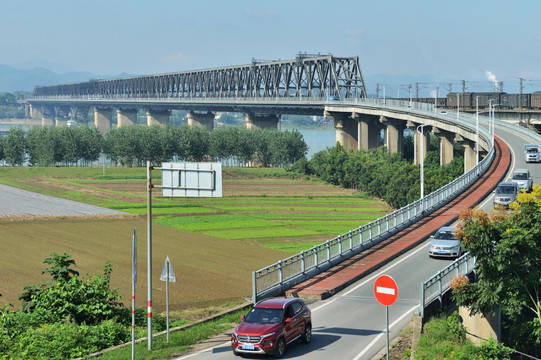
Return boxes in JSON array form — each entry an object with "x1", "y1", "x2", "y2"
[
  {"x1": 30, "y1": 104, "x2": 47, "y2": 127},
  {"x1": 455, "y1": 135, "x2": 476, "y2": 172},
  {"x1": 69, "y1": 106, "x2": 80, "y2": 122},
  {"x1": 94, "y1": 107, "x2": 112, "y2": 133},
  {"x1": 53, "y1": 106, "x2": 67, "y2": 127},
  {"x1": 187, "y1": 111, "x2": 215, "y2": 131},
  {"x1": 433, "y1": 127, "x2": 455, "y2": 166},
  {"x1": 352, "y1": 112, "x2": 381, "y2": 151},
  {"x1": 324, "y1": 111, "x2": 357, "y2": 150},
  {"x1": 380, "y1": 116, "x2": 405, "y2": 154},
  {"x1": 146, "y1": 109, "x2": 171, "y2": 126},
  {"x1": 41, "y1": 106, "x2": 54, "y2": 127},
  {"x1": 244, "y1": 113, "x2": 280, "y2": 129},
  {"x1": 116, "y1": 109, "x2": 138, "y2": 127}
]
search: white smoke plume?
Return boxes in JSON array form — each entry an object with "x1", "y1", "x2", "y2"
[{"x1": 485, "y1": 71, "x2": 499, "y2": 91}]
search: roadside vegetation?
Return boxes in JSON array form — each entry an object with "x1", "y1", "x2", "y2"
[
  {"x1": 413, "y1": 312, "x2": 515, "y2": 360},
  {"x1": 448, "y1": 186, "x2": 541, "y2": 358},
  {"x1": 288, "y1": 136, "x2": 464, "y2": 209}
]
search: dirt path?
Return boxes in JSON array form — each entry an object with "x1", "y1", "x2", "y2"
[{"x1": 0, "y1": 184, "x2": 126, "y2": 217}]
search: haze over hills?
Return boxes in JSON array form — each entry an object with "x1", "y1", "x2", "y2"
[
  {"x1": 1, "y1": 62, "x2": 537, "y2": 98},
  {"x1": 0, "y1": 64, "x2": 135, "y2": 94}
]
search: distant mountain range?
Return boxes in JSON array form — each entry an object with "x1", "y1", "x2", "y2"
[{"x1": 0, "y1": 65, "x2": 134, "y2": 94}]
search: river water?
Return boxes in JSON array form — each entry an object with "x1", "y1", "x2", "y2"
[{"x1": 296, "y1": 128, "x2": 336, "y2": 159}]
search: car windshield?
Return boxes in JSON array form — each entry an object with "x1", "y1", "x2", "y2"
[
  {"x1": 512, "y1": 173, "x2": 527, "y2": 180},
  {"x1": 434, "y1": 230, "x2": 456, "y2": 240},
  {"x1": 527, "y1": 148, "x2": 538, "y2": 153},
  {"x1": 244, "y1": 307, "x2": 284, "y2": 324},
  {"x1": 497, "y1": 186, "x2": 515, "y2": 194}
]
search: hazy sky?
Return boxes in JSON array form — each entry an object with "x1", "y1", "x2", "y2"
[{"x1": 3, "y1": 0, "x2": 541, "y2": 87}]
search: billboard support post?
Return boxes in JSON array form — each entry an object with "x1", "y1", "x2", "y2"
[{"x1": 147, "y1": 161, "x2": 153, "y2": 350}]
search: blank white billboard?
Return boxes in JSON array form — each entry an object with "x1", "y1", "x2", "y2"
[{"x1": 160, "y1": 162, "x2": 222, "y2": 198}]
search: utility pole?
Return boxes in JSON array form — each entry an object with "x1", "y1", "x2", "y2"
[
  {"x1": 443, "y1": 83, "x2": 453, "y2": 94},
  {"x1": 461, "y1": 80, "x2": 467, "y2": 94},
  {"x1": 376, "y1": 84, "x2": 381, "y2": 99},
  {"x1": 519, "y1": 78, "x2": 525, "y2": 108}
]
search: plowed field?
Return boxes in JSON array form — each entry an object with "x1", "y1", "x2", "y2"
[{"x1": 0, "y1": 167, "x2": 391, "y2": 313}]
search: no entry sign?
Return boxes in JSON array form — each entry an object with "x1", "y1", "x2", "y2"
[{"x1": 374, "y1": 275, "x2": 398, "y2": 306}]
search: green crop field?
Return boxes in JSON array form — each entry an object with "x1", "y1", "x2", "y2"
[{"x1": 0, "y1": 166, "x2": 391, "y2": 313}]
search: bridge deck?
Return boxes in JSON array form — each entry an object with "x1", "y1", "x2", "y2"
[{"x1": 285, "y1": 136, "x2": 510, "y2": 300}]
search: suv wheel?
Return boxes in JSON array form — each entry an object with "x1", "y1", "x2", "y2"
[
  {"x1": 301, "y1": 323, "x2": 312, "y2": 344},
  {"x1": 273, "y1": 337, "x2": 286, "y2": 358}
]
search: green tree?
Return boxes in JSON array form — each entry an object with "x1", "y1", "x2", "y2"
[
  {"x1": 19, "y1": 253, "x2": 122, "y2": 326},
  {"x1": 59, "y1": 126, "x2": 80, "y2": 165},
  {"x1": 4, "y1": 127, "x2": 25, "y2": 165},
  {"x1": 269, "y1": 130, "x2": 307, "y2": 166},
  {"x1": 0, "y1": 135, "x2": 5, "y2": 162},
  {"x1": 182, "y1": 124, "x2": 211, "y2": 161},
  {"x1": 452, "y1": 189, "x2": 541, "y2": 355},
  {"x1": 78, "y1": 126, "x2": 103, "y2": 165}
]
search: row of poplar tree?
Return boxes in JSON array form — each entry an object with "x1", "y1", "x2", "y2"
[{"x1": 0, "y1": 124, "x2": 308, "y2": 167}]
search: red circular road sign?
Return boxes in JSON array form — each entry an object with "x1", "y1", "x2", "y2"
[{"x1": 374, "y1": 275, "x2": 398, "y2": 306}]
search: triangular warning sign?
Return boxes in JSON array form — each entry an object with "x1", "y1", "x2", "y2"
[{"x1": 160, "y1": 256, "x2": 177, "y2": 282}]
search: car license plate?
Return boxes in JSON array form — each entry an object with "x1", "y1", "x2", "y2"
[
  {"x1": 438, "y1": 251, "x2": 447, "y2": 254},
  {"x1": 242, "y1": 344, "x2": 255, "y2": 350}
]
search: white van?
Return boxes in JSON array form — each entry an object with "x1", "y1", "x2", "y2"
[{"x1": 525, "y1": 144, "x2": 540, "y2": 163}]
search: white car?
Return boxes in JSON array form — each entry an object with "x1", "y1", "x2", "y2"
[{"x1": 428, "y1": 226, "x2": 463, "y2": 258}]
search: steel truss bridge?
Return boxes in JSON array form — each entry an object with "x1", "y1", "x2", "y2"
[{"x1": 31, "y1": 54, "x2": 367, "y2": 115}]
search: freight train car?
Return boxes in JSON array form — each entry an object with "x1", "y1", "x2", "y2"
[{"x1": 531, "y1": 92, "x2": 541, "y2": 109}]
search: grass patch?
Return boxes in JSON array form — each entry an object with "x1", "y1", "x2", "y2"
[
  {"x1": 262, "y1": 241, "x2": 324, "y2": 253},
  {"x1": 203, "y1": 227, "x2": 321, "y2": 240},
  {"x1": 155, "y1": 214, "x2": 279, "y2": 231},
  {"x1": 97, "y1": 309, "x2": 246, "y2": 360}
]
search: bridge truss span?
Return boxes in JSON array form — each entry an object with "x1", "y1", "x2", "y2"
[{"x1": 32, "y1": 54, "x2": 367, "y2": 100}]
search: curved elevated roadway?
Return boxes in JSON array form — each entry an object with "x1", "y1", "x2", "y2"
[{"x1": 171, "y1": 122, "x2": 539, "y2": 359}]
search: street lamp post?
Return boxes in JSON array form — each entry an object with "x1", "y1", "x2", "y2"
[
  {"x1": 456, "y1": 93, "x2": 460, "y2": 121},
  {"x1": 475, "y1": 96, "x2": 479, "y2": 167},
  {"x1": 488, "y1": 100, "x2": 498, "y2": 147},
  {"x1": 417, "y1": 124, "x2": 426, "y2": 212}
]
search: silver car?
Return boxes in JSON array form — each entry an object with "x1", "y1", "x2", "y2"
[
  {"x1": 428, "y1": 226, "x2": 463, "y2": 258},
  {"x1": 493, "y1": 181, "x2": 519, "y2": 208},
  {"x1": 511, "y1": 169, "x2": 533, "y2": 192}
]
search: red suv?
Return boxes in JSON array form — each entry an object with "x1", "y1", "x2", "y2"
[{"x1": 231, "y1": 297, "x2": 312, "y2": 358}]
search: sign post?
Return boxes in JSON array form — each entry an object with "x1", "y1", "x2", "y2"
[
  {"x1": 160, "y1": 256, "x2": 177, "y2": 343},
  {"x1": 374, "y1": 275, "x2": 398, "y2": 360},
  {"x1": 146, "y1": 161, "x2": 222, "y2": 351},
  {"x1": 147, "y1": 161, "x2": 153, "y2": 350},
  {"x1": 131, "y1": 228, "x2": 137, "y2": 360}
]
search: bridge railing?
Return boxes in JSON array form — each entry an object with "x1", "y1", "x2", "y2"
[
  {"x1": 420, "y1": 253, "x2": 477, "y2": 319},
  {"x1": 252, "y1": 101, "x2": 494, "y2": 303}
]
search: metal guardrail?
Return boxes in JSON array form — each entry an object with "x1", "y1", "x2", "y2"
[
  {"x1": 417, "y1": 106, "x2": 541, "y2": 319},
  {"x1": 420, "y1": 253, "x2": 477, "y2": 318},
  {"x1": 252, "y1": 100, "x2": 495, "y2": 303}
]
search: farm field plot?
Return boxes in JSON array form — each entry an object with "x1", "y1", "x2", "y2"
[{"x1": 0, "y1": 166, "x2": 392, "y2": 312}]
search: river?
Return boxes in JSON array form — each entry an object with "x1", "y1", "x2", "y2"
[{"x1": 296, "y1": 128, "x2": 336, "y2": 159}]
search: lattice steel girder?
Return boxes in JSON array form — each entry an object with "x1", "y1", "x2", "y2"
[{"x1": 32, "y1": 54, "x2": 367, "y2": 100}]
